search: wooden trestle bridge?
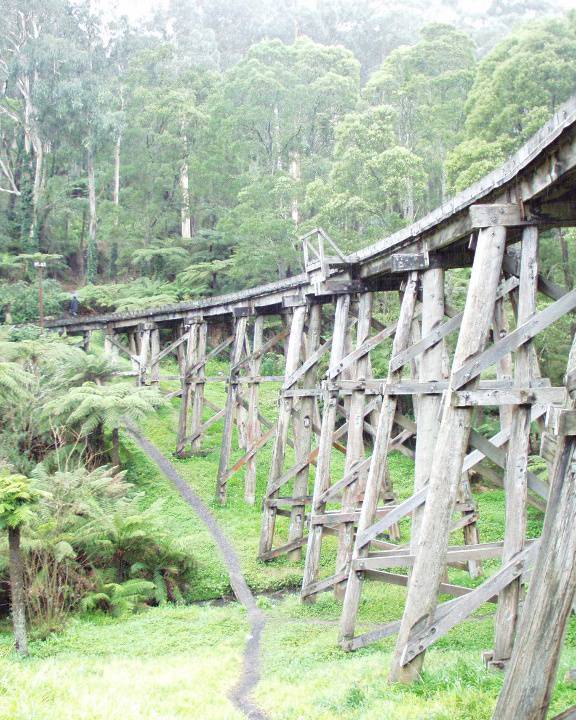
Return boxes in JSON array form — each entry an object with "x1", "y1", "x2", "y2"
[{"x1": 47, "y1": 97, "x2": 576, "y2": 718}]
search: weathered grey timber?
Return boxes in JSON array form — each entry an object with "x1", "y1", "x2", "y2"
[
  {"x1": 389, "y1": 226, "x2": 507, "y2": 683},
  {"x1": 339, "y1": 273, "x2": 419, "y2": 637},
  {"x1": 189, "y1": 321, "x2": 208, "y2": 453},
  {"x1": 411, "y1": 268, "x2": 445, "y2": 549},
  {"x1": 335, "y1": 292, "x2": 373, "y2": 598},
  {"x1": 492, "y1": 226, "x2": 538, "y2": 666},
  {"x1": 492, "y1": 334, "x2": 576, "y2": 719},
  {"x1": 259, "y1": 305, "x2": 307, "y2": 558},
  {"x1": 244, "y1": 315, "x2": 264, "y2": 504},
  {"x1": 217, "y1": 314, "x2": 249, "y2": 503},
  {"x1": 288, "y1": 304, "x2": 321, "y2": 559},
  {"x1": 302, "y1": 294, "x2": 351, "y2": 597}
]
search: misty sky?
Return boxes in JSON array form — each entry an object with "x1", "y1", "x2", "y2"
[{"x1": 94, "y1": 0, "x2": 576, "y2": 22}]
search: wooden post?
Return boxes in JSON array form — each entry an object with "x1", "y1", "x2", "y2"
[
  {"x1": 409, "y1": 315, "x2": 421, "y2": 419},
  {"x1": 138, "y1": 325, "x2": 151, "y2": 387},
  {"x1": 389, "y1": 226, "x2": 506, "y2": 683},
  {"x1": 411, "y1": 269, "x2": 445, "y2": 548},
  {"x1": 245, "y1": 315, "x2": 264, "y2": 504},
  {"x1": 339, "y1": 274, "x2": 418, "y2": 639},
  {"x1": 281, "y1": 310, "x2": 292, "y2": 362},
  {"x1": 82, "y1": 330, "x2": 91, "y2": 352},
  {"x1": 287, "y1": 303, "x2": 322, "y2": 560},
  {"x1": 378, "y1": 287, "x2": 413, "y2": 541},
  {"x1": 176, "y1": 322, "x2": 197, "y2": 456},
  {"x1": 458, "y1": 472, "x2": 482, "y2": 578},
  {"x1": 492, "y1": 226, "x2": 538, "y2": 665},
  {"x1": 302, "y1": 294, "x2": 351, "y2": 599},
  {"x1": 104, "y1": 328, "x2": 113, "y2": 358},
  {"x1": 236, "y1": 327, "x2": 250, "y2": 452},
  {"x1": 216, "y1": 311, "x2": 249, "y2": 504},
  {"x1": 335, "y1": 292, "x2": 372, "y2": 598},
  {"x1": 128, "y1": 331, "x2": 139, "y2": 372},
  {"x1": 190, "y1": 320, "x2": 208, "y2": 454},
  {"x1": 493, "y1": 296, "x2": 513, "y2": 433},
  {"x1": 492, "y1": 332, "x2": 576, "y2": 720},
  {"x1": 259, "y1": 305, "x2": 307, "y2": 557},
  {"x1": 150, "y1": 327, "x2": 161, "y2": 386}
]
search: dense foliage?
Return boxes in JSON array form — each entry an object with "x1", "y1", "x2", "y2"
[
  {"x1": 0, "y1": 335, "x2": 196, "y2": 634},
  {"x1": 0, "y1": 0, "x2": 574, "y2": 315}
]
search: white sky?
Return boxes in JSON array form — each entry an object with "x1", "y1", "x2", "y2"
[
  {"x1": 94, "y1": 0, "x2": 167, "y2": 21},
  {"x1": 93, "y1": 0, "x2": 576, "y2": 22}
]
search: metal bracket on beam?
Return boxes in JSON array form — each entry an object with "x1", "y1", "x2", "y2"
[
  {"x1": 313, "y1": 279, "x2": 373, "y2": 295},
  {"x1": 140, "y1": 321, "x2": 158, "y2": 331},
  {"x1": 183, "y1": 314, "x2": 204, "y2": 327}
]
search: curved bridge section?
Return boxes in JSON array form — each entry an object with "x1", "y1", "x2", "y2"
[{"x1": 48, "y1": 96, "x2": 576, "y2": 718}]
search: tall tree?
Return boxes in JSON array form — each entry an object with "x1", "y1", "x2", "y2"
[
  {"x1": 446, "y1": 11, "x2": 576, "y2": 192},
  {"x1": 0, "y1": 469, "x2": 38, "y2": 656},
  {"x1": 364, "y1": 24, "x2": 476, "y2": 207},
  {"x1": 207, "y1": 37, "x2": 360, "y2": 280},
  {"x1": 305, "y1": 106, "x2": 426, "y2": 247}
]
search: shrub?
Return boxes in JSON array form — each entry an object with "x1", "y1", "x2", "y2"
[
  {"x1": 0, "y1": 280, "x2": 66, "y2": 324},
  {"x1": 13, "y1": 466, "x2": 197, "y2": 627}
]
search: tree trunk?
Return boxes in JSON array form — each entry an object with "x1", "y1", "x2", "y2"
[
  {"x1": 18, "y1": 65, "x2": 43, "y2": 247},
  {"x1": 29, "y1": 139, "x2": 43, "y2": 246},
  {"x1": 289, "y1": 151, "x2": 300, "y2": 226},
  {"x1": 112, "y1": 132, "x2": 121, "y2": 278},
  {"x1": 86, "y1": 147, "x2": 97, "y2": 284},
  {"x1": 113, "y1": 133, "x2": 121, "y2": 207},
  {"x1": 8, "y1": 526, "x2": 28, "y2": 656},
  {"x1": 274, "y1": 104, "x2": 282, "y2": 171},
  {"x1": 78, "y1": 208, "x2": 87, "y2": 282},
  {"x1": 180, "y1": 160, "x2": 191, "y2": 240},
  {"x1": 180, "y1": 127, "x2": 191, "y2": 240},
  {"x1": 111, "y1": 427, "x2": 120, "y2": 468}
]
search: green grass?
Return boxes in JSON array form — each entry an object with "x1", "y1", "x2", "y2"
[
  {"x1": 0, "y1": 596, "x2": 572, "y2": 719},
  {"x1": 0, "y1": 357, "x2": 574, "y2": 718},
  {"x1": 0, "y1": 605, "x2": 247, "y2": 719}
]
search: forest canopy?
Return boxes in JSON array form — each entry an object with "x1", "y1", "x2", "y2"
[{"x1": 0, "y1": 0, "x2": 575, "y2": 319}]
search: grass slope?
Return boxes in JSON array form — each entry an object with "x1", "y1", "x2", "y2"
[
  {"x1": 0, "y1": 605, "x2": 247, "y2": 720},
  {"x1": 0, "y1": 358, "x2": 574, "y2": 718}
]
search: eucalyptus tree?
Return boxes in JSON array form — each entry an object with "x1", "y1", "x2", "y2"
[
  {"x1": 364, "y1": 23, "x2": 476, "y2": 208},
  {"x1": 305, "y1": 105, "x2": 427, "y2": 248},
  {"x1": 62, "y1": 3, "x2": 111, "y2": 284},
  {"x1": 206, "y1": 37, "x2": 360, "y2": 281},
  {"x1": 0, "y1": 0, "x2": 70, "y2": 249},
  {"x1": 446, "y1": 11, "x2": 576, "y2": 192},
  {"x1": 120, "y1": 40, "x2": 216, "y2": 254}
]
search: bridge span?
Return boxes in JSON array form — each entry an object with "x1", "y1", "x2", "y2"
[{"x1": 46, "y1": 95, "x2": 576, "y2": 718}]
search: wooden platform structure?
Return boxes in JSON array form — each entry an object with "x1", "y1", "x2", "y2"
[{"x1": 47, "y1": 96, "x2": 576, "y2": 718}]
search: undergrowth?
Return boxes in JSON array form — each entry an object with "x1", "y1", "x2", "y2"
[{"x1": 0, "y1": 357, "x2": 573, "y2": 719}]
